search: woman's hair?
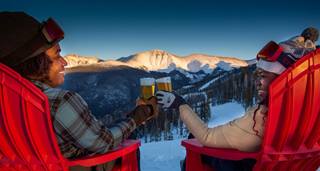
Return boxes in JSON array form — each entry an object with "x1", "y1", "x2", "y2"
[
  {"x1": 12, "y1": 53, "x2": 52, "y2": 82},
  {"x1": 252, "y1": 104, "x2": 268, "y2": 138}
]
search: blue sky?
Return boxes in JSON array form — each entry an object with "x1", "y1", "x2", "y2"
[{"x1": 1, "y1": 0, "x2": 319, "y2": 60}]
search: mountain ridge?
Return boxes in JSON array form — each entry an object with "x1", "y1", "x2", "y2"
[{"x1": 64, "y1": 49, "x2": 251, "y2": 73}]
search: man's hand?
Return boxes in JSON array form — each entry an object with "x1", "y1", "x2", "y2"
[
  {"x1": 155, "y1": 91, "x2": 186, "y2": 109},
  {"x1": 136, "y1": 96, "x2": 158, "y2": 116},
  {"x1": 145, "y1": 96, "x2": 159, "y2": 117},
  {"x1": 128, "y1": 96, "x2": 158, "y2": 126}
]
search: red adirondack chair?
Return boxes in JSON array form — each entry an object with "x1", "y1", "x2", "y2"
[
  {"x1": 182, "y1": 48, "x2": 320, "y2": 171},
  {"x1": 0, "y1": 63, "x2": 140, "y2": 171}
]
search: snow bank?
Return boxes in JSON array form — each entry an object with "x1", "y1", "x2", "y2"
[
  {"x1": 208, "y1": 102, "x2": 245, "y2": 127},
  {"x1": 140, "y1": 139, "x2": 186, "y2": 171}
]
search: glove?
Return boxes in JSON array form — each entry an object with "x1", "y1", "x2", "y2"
[
  {"x1": 155, "y1": 91, "x2": 186, "y2": 109},
  {"x1": 128, "y1": 105, "x2": 152, "y2": 126},
  {"x1": 128, "y1": 96, "x2": 158, "y2": 126},
  {"x1": 144, "y1": 96, "x2": 159, "y2": 117}
]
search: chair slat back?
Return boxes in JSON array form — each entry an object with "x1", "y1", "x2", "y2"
[
  {"x1": 256, "y1": 49, "x2": 320, "y2": 170},
  {"x1": 0, "y1": 64, "x2": 66, "y2": 170}
]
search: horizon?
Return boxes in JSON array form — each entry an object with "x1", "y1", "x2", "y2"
[
  {"x1": 1, "y1": 0, "x2": 319, "y2": 60},
  {"x1": 64, "y1": 49, "x2": 255, "y2": 61}
]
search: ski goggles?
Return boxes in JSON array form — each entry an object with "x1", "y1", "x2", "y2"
[
  {"x1": 257, "y1": 41, "x2": 296, "y2": 68},
  {"x1": 41, "y1": 18, "x2": 64, "y2": 44}
]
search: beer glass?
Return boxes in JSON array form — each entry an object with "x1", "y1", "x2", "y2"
[
  {"x1": 140, "y1": 78, "x2": 155, "y2": 100},
  {"x1": 156, "y1": 77, "x2": 172, "y2": 92}
]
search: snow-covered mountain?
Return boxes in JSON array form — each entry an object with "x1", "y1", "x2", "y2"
[
  {"x1": 64, "y1": 54, "x2": 104, "y2": 66},
  {"x1": 118, "y1": 49, "x2": 248, "y2": 73},
  {"x1": 64, "y1": 50, "x2": 249, "y2": 73},
  {"x1": 246, "y1": 58, "x2": 257, "y2": 66}
]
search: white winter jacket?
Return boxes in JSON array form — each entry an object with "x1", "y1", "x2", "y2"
[{"x1": 180, "y1": 104, "x2": 268, "y2": 152}]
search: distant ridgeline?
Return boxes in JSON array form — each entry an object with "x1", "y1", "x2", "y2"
[{"x1": 61, "y1": 59, "x2": 256, "y2": 143}]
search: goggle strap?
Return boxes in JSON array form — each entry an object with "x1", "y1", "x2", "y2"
[
  {"x1": 42, "y1": 18, "x2": 64, "y2": 43},
  {"x1": 42, "y1": 28, "x2": 54, "y2": 43},
  {"x1": 277, "y1": 53, "x2": 296, "y2": 68},
  {"x1": 270, "y1": 46, "x2": 283, "y2": 61}
]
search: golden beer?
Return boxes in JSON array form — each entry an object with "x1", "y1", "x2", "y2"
[
  {"x1": 157, "y1": 82, "x2": 172, "y2": 92},
  {"x1": 140, "y1": 85, "x2": 155, "y2": 100},
  {"x1": 140, "y1": 78, "x2": 155, "y2": 100},
  {"x1": 156, "y1": 77, "x2": 172, "y2": 92}
]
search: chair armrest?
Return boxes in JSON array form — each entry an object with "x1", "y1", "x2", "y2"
[
  {"x1": 68, "y1": 140, "x2": 141, "y2": 167},
  {"x1": 181, "y1": 139, "x2": 259, "y2": 160}
]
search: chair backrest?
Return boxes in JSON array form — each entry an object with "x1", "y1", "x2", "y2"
[
  {"x1": 0, "y1": 63, "x2": 67, "y2": 170},
  {"x1": 181, "y1": 49, "x2": 320, "y2": 171},
  {"x1": 256, "y1": 48, "x2": 320, "y2": 170},
  {"x1": 0, "y1": 63, "x2": 141, "y2": 171}
]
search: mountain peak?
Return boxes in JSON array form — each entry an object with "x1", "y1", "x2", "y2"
[
  {"x1": 64, "y1": 54, "x2": 104, "y2": 68},
  {"x1": 150, "y1": 49, "x2": 167, "y2": 53},
  {"x1": 125, "y1": 50, "x2": 248, "y2": 73},
  {"x1": 135, "y1": 49, "x2": 174, "y2": 58},
  {"x1": 64, "y1": 50, "x2": 249, "y2": 73}
]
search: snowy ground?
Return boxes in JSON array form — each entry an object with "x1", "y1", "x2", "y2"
[
  {"x1": 140, "y1": 102, "x2": 245, "y2": 171},
  {"x1": 140, "y1": 139, "x2": 185, "y2": 171},
  {"x1": 207, "y1": 102, "x2": 245, "y2": 127}
]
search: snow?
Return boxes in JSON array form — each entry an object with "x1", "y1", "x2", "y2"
[
  {"x1": 181, "y1": 85, "x2": 193, "y2": 89},
  {"x1": 126, "y1": 50, "x2": 248, "y2": 73},
  {"x1": 246, "y1": 59, "x2": 257, "y2": 65},
  {"x1": 198, "y1": 74, "x2": 225, "y2": 91},
  {"x1": 208, "y1": 102, "x2": 245, "y2": 127},
  {"x1": 187, "y1": 60, "x2": 202, "y2": 72},
  {"x1": 64, "y1": 55, "x2": 102, "y2": 67},
  {"x1": 140, "y1": 139, "x2": 185, "y2": 171},
  {"x1": 140, "y1": 102, "x2": 245, "y2": 171},
  {"x1": 216, "y1": 61, "x2": 233, "y2": 71},
  {"x1": 64, "y1": 50, "x2": 248, "y2": 73},
  {"x1": 157, "y1": 63, "x2": 176, "y2": 73},
  {"x1": 183, "y1": 92, "x2": 207, "y2": 101}
]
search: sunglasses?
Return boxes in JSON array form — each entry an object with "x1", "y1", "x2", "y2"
[
  {"x1": 257, "y1": 41, "x2": 296, "y2": 68},
  {"x1": 41, "y1": 18, "x2": 64, "y2": 44}
]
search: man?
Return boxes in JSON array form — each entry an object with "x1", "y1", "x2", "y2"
[
  {"x1": 0, "y1": 12, "x2": 157, "y2": 170},
  {"x1": 156, "y1": 27, "x2": 318, "y2": 171}
]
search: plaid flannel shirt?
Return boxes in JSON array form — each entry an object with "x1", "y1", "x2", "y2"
[{"x1": 32, "y1": 80, "x2": 136, "y2": 158}]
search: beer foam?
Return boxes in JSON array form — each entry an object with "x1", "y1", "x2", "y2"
[
  {"x1": 156, "y1": 77, "x2": 171, "y2": 83},
  {"x1": 140, "y1": 78, "x2": 155, "y2": 85}
]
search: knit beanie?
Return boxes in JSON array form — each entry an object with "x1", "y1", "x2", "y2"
[
  {"x1": 301, "y1": 27, "x2": 319, "y2": 43},
  {"x1": 0, "y1": 11, "x2": 63, "y2": 67},
  {"x1": 257, "y1": 27, "x2": 318, "y2": 75}
]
